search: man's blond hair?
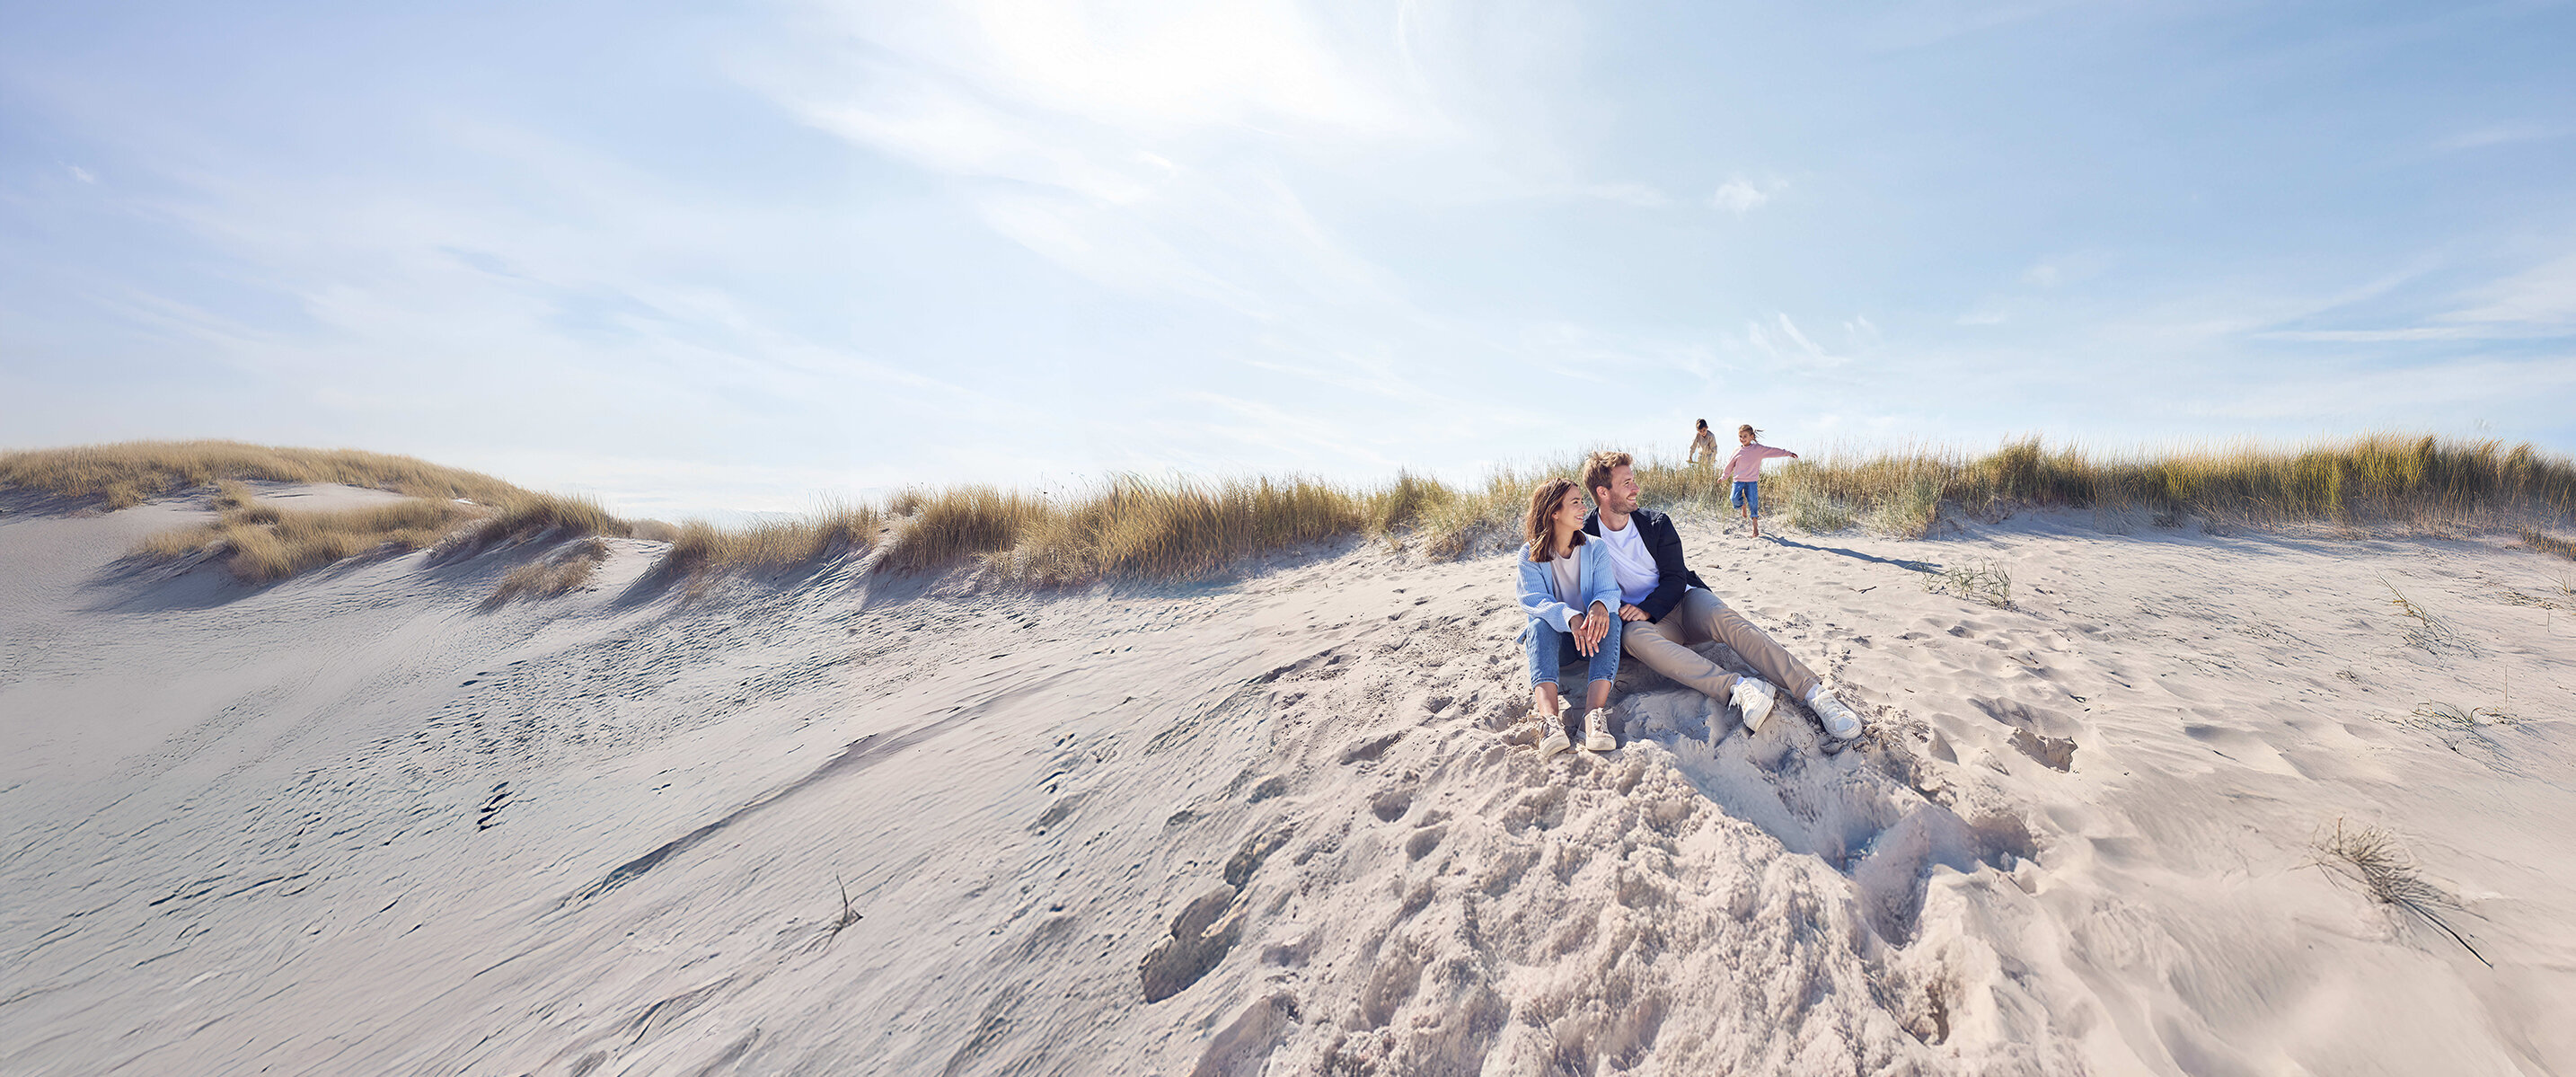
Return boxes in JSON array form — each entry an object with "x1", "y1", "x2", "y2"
[{"x1": 1582, "y1": 450, "x2": 1632, "y2": 505}]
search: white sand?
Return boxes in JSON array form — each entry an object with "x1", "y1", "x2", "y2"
[{"x1": 4, "y1": 486, "x2": 2572, "y2": 1075}]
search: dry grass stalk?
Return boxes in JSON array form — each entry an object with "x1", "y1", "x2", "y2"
[
  {"x1": 2524, "y1": 528, "x2": 2576, "y2": 561},
  {"x1": 2379, "y1": 578, "x2": 2461, "y2": 651},
  {"x1": 2307, "y1": 818, "x2": 2489, "y2": 967}
]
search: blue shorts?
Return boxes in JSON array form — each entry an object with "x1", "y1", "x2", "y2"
[{"x1": 1730, "y1": 481, "x2": 1760, "y2": 516}]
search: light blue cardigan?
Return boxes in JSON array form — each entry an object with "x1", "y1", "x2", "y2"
[{"x1": 1516, "y1": 538, "x2": 1620, "y2": 636}]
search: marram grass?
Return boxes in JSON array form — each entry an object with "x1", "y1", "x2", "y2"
[{"x1": 15, "y1": 434, "x2": 2576, "y2": 587}]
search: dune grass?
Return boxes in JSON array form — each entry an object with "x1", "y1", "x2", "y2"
[
  {"x1": 2526, "y1": 528, "x2": 2576, "y2": 561},
  {"x1": 142, "y1": 495, "x2": 490, "y2": 582},
  {"x1": 673, "y1": 433, "x2": 2576, "y2": 583},
  {"x1": 1, "y1": 439, "x2": 528, "y2": 508},
  {"x1": 40, "y1": 433, "x2": 2576, "y2": 587},
  {"x1": 130, "y1": 481, "x2": 632, "y2": 585},
  {"x1": 485, "y1": 538, "x2": 611, "y2": 607},
  {"x1": 661, "y1": 502, "x2": 886, "y2": 577}
]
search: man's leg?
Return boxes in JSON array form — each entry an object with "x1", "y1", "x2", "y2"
[
  {"x1": 1620, "y1": 611, "x2": 1746, "y2": 702},
  {"x1": 1672, "y1": 588, "x2": 1823, "y2": 700}
]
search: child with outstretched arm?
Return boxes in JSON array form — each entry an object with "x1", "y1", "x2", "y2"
[{"x1": 1721, "y1": 424, "x2": 1797, "y2": 539}]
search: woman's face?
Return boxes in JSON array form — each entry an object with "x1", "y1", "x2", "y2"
[{"x1": 1555, "y1": 486, "x2": 1586, "y2": 528}]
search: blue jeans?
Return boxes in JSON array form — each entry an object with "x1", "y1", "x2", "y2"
[
  {"x1": 1526, "y1": 615, "x2": 1621, "y2": 689},
  {"x1": 1730, "y1": 481, "x2": 1760, "y2": 517}
]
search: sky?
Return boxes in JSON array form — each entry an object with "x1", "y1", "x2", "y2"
[{"x1": 4, "y1": 0, "x2": 2572, "y2": 519}]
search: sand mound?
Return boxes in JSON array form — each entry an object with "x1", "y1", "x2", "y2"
[{"x1": 4, "y1": 491, "x2": 2572, "y2": 1074}]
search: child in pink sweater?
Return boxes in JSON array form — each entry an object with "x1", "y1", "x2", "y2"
[{"x1": 1721, "y1": 424, "x2": 1797, "y2": 538}]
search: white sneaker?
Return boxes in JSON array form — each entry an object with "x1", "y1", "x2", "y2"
[
  {"x1": 1539, "y1": 728, "x2": 1573, "y2": 760},
  {"x1": 1729, "y1": 677, "x2": 1778, "y2": 733},
  {"x1": 1583, "y1": 708, "x2": 1617, "y2": 752},
  {"x1": 1804, "y1": 685, "x2": 1864, "y2": 740}
]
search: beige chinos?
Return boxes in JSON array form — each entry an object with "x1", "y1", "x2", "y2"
[{"x1": 1621, "y1": 587, "x2": 1824, "y2": 702}]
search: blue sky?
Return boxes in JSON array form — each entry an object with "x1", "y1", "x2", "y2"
[{"x1": 4, "y1": 0, "x2": 2572, "y2": 519}]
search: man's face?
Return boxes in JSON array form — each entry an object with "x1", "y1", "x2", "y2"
[{"x1": 1600, "y1": 464, "x2": 1640, "y2": 515}]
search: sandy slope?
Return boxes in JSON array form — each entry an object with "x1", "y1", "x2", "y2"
[{"x1": 4, "y1": 485, "x2": 2572, "y2": 1075}]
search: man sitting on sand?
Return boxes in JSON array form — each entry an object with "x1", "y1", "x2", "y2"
[{"x1": 1581, "y1": 450, "x2": 1866, "y2": 741}]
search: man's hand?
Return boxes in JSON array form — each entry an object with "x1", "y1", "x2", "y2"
[{"x1": 1619, "y1": 604, "x2": 1648, "y2": 622}]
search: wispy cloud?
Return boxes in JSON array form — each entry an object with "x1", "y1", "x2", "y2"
[
  {"x1": 2435, "y1": 122, "x2": 2557, "y2": 152},
  {"x1": 1711, "y1": 179, "x2": 1770, "y2": 213}
]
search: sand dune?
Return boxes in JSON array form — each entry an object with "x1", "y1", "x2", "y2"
[{"x1": 4, "y1": 484, "x2": 2572, "y2": 1075}]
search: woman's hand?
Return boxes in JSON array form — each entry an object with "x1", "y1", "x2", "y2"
[{"x1": 1575, "y1": 604, "x2": 1610, "y2": 655}]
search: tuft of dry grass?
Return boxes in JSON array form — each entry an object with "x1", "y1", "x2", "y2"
[
  {"x1": 485, "y1": 538, "x2": 611, "y2": 606},
  {"x1": 2524, "y1": 528, "x2": 2576, "y2": 561},
  {"x1": 434, "y1": 492, "x2": 633, "y2": 562},
  {"x1": 1925, "y1": 561, "x2": 2013, "y2": 608},
  {"x1": 2, "y1": 440, "x2": 528, "y2": 509},
  {"x1": 874, "y1": 486, "x2": 1048, "y2": 575},
  {"x1": 2307, "y1": 818, "x2": 2488, "y2": 967}
]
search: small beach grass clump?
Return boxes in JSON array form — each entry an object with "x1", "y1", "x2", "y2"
[
  {"x1": 2307, "y1": 817, "x2": 2489, "y2": 967},
  {"x1": 485, "y1": 538, "x2": 611, "y2": 606},
  {"x1": 2525, "y1": 528, "x2": 2576, "y2": 561}
]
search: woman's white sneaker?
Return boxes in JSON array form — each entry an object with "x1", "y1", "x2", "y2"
[
  {"x1": 1729, "y1": 677, "x2": 1778, "y2": 733},
  {"x1": 1539, "y1": 728, "x2": 1574, "y2": 760},
  {"x1": 1803, "y1": 685, "x2": 1864, "y2": 739},
  {"x1": 1583, "y1": 708, "x2": 1617, "y2": 752}
]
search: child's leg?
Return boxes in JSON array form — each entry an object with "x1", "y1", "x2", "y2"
[{"x1": 1744, "y1": 482, "x2": 1762, "y2": 535}]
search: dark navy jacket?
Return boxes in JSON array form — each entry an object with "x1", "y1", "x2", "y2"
[{"x1": 1580, "y1": 508, "x2": 1707, "y2": 623}]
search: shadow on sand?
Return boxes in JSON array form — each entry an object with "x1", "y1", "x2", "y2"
[{"x1": 1766, "y1": 535, "x2": 1942, "y2": 574}]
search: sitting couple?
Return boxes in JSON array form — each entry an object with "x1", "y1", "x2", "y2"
[{"x1": 1515, "y1": 450, "x2": 1866, "y2": 759}]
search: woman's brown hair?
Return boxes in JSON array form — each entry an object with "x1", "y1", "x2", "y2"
[{"x1": 1523, "y1": 477, "x2": 1587, "y2": 562}]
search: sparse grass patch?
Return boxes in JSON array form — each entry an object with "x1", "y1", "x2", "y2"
[
  {"x1": 1924, "y1": 561, "x2": 2013, "y2": 608},
  {"x1": 485, "y1": 538, "x2": 610, "y2": 606},
  {"x1": 2, "y1": 440, "x2": 527, "y2": 508},
  {"x1": 2306, "y1": 817, "x2": 2488, "y2": 967},
  {"x1": 2524, "y1": 528, "x2": 2576, "y2": 561}
]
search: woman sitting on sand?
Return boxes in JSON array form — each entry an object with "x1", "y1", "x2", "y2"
[{"x1": 1516, "y1": 477, "x2": 1622, "y2": 759}]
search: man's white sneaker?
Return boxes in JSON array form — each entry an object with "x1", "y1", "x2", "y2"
[
  {"x1": 1804, "y1": 685, "x2": 1864, "y2": 740},
  {"x1": 1729, "y1": 677, "x2": 1778, "y2": 733},
  {"x1": 1539, "y1": 728, "x2": 1574, "y2": 760},
  {"x1": 1583, "y1": 708, "x2": 1617, "y2": 752}
]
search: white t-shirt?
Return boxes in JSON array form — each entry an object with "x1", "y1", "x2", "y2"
[
  {"x1": 1548, "y1": 545, "x2": 1584, "y2": 607},
  {"x1": 1593, "y1": 516, "x2": 1661, "y2": 605}
]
